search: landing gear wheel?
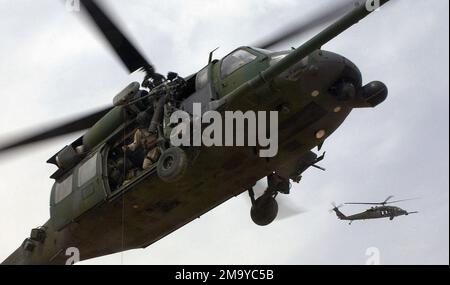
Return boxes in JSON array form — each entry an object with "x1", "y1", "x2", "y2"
[
  {"x1": 157, "y1": 147, "x2": 188, "y2": 183},
  {"x1": 250, "y1": 195, "x2": 278, "y2": 226}
]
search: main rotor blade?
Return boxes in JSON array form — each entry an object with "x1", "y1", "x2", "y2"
[
  {"x1": 345, "y1": 202, "x2": 382, "y2": 205},
  {"x1": 0, "y1": 106, "x2": 112, "y2": 154},
  {"x1": 383, "y1": 195, "x2": 395, "y2": 204},
  {"x1": 386, "y1": 198, "x2": 420, "y2": 204},
  {"x1": 254, "y1": 0, "x2": 356, "y2": 49},
  {"x1": 79, "y1": 0, "x2": 156, "y2": 76},
  {"x1": 346, "y1": 197, "x2": 419, "y2": 206}
]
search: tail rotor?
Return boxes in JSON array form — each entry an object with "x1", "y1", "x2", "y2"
[{"x1": 329, "y1": 202, "x2": 344, "y2": 213}]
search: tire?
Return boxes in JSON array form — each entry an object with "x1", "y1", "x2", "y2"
[
  {"x1": 157, "y1": 147, "x2": 188, "y2": 183},
  {"x1": 250, "y1": 196, "x2": 278, "y2": 226}
]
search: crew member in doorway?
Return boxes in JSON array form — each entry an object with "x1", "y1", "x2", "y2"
[{"x1": 122, "y1": 112, "x2": 161, "y2": 170}]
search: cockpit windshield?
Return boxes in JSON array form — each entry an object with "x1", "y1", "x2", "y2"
[{"x1": 221, "y1": 49, "x2": 257, "y2": 78}]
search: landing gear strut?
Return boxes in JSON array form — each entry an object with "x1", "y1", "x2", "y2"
[{"x1": 248, "y1": 173, "x2": 291, "y2": 226}]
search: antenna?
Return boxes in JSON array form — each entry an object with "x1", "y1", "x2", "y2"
[{"x1": 208, "y1": 47, "x2": 219, "y2": 64}]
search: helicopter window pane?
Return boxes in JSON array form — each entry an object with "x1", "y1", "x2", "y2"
[
  {"x1": 196, "y1": 67, "x2": 209, "y2": 90},
  {"x1": 221, "y1": 50, "x2": 257, "y2": 78},
  {"x1": 55, "y1": 175, "x2": 73, "y2": 204},
  {"x1": 78, "y1": 153, "x2": 98, "y2": 187}
]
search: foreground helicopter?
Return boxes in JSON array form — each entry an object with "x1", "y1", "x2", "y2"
[
  {"x1": 1, "y1": 0, "x2": 393, "y2": 264},
  {"x1": 331, "y1": 196, "x2": 419, "y2": 225}
]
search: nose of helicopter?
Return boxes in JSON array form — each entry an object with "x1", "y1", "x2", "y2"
[
  {"x1": 319, "y1": 50, "x2": 388, "y2": 109},
  {"x1": 310, "y1": 50, "x2": 362, "y2": 109},
  {"x1": 280, "y1": 49, "x2": 388, "y2": 110},
  {"x1": 274, "y1": 49, "x2": 388, "y2": 148}
]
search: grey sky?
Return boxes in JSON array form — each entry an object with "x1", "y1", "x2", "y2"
[{"x1": 0, "y1": 0, "x2": 448, "y2": 265}]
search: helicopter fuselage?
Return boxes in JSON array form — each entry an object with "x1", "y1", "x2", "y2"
[
  {"x1": 3, "y1": 47, "x2": 383, "y2": 264},
  {"x1": 341, "y1": 206, "x2": 410, "y2": 221}
]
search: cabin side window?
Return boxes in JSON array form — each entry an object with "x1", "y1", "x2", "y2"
[
  {"x1": 54, "y1": 175, "x2": 73, "y2": 204},
  {"x1": 221, "y1": 49, "x2": 257, "y2": 78},
  {"x1": 77, "y1": 153, "x2": 98, "y2": 187}
]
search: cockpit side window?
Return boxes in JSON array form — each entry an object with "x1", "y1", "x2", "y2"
[
  {"x1": 196, "y1": 66, "x2": 209, "y2": 90},
  {"x1": 221, "y1": 49, "x2": 257, "y2": 78}
]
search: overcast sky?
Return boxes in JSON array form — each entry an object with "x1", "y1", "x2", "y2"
[{"x1": 0, "y1": 0, "x2": 448, "y2": 265}]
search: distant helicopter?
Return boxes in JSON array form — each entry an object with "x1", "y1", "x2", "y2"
[{"x1": 331, "y1": 196, "x2": 419, "y2": 225}]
